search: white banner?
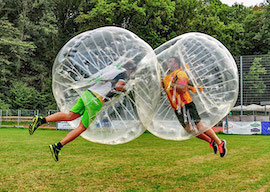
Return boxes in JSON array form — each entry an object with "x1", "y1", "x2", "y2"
[
  {"x1": 57, "y1": 121, "x2": 73, "y2": 130},
  {"x1": 223, "y1": 121, "x2": 261, "y2": 134}
]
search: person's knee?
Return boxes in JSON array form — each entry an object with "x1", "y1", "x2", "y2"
[
  {"x1": 185, "y1": 124, "x2": 199, "y2": 135},
  {"x1": 81, "y1": 126, "x2": 86, "y2": 132},
  {"x1": 67, "y1": 112, "x2": 80, "y2": 120},
  {"x1": 196, "y1": 121, "x2": 205, "y2": 131},
  {"x1": 78, "y1": 123, "x2": 87, "y2": 132}
]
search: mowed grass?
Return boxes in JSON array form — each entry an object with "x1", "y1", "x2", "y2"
[{"x1": 1, "y1": 128, "x2": 270, "y2": 192}]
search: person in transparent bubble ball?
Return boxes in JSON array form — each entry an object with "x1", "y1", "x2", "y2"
[
  {"x1": 162, "y1": 57, "x2": 227, "y2": 158},
  {"x1": 29, "y1": 61, "x2": 137, "y2": 161}
]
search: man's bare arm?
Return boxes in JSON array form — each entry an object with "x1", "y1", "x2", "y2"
[
  {"x1": 172, "y1": 78, "x2": 188, "y2": 94},
  {"x1": 115, "y1": 80, "x2": 126, "y2": 92}
]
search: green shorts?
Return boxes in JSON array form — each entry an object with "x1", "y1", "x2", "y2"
[{"x1": 70, "y1": 90, "x2": 103, "y2": 128}]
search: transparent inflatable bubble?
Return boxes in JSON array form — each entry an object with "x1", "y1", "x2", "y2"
[
  {"x1": 140, "y1": 32, "x2": 238, "y2": 140},
  {"x1": 52, "y1": 26, "x2": 158, "y2": 144}
]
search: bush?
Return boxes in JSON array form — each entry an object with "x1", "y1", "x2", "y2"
[
  {"x1": 8, "y1": 81, "x2": 40, "y2": 109},
  {"x1": 0, "y1": 98, "x2": 10, "y2": 109}
]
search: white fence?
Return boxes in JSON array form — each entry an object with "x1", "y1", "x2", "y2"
[{"x1": 0, "y1": 109, "x2": 58, "y2": 128}]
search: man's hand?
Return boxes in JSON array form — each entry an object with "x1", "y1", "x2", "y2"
[
  {"x1": 188, "y1": 86, "x2": 196, "y2": 93},
  {"x1": 173, "y1": 83, "x2": 188, "y2": 94},
  {"x1": 174, "y1": 78, "x2": 188, "y2": 94},
  {"x1": 115, "y1": 81, "x2": 126, "y2": 92},
  {"x1": 188, "y1": 85, "x2": 203, "y2": 93},
  {"x1": 198, "y1": 85, "x2": 203, "y2": 92}
]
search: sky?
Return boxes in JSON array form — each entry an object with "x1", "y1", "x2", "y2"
[{"x1": 220, "y1": 0, "x2": 266, "y2": 7}]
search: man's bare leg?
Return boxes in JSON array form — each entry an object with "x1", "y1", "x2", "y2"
[
  {"x1": 199, "y1": 123, "x2": 227, "y2": 157},
  {"x1": 185, "y1": 124, "x2": 211, "y2": 143},
  {"x1": 196, "y1": 121, "x2": 221, "y2": 144},
  {"x1": 29, "y1": 112, "x2": 80, "y2": 135},
  {"x1": 196, "y1": 133, "x2": 211, "y2": 143},
  {"x1": 49, "y1": 121, "x2": 87, "y2": 161},
  {"x1": 204, "y1": 128, "x2": 222, "y2": 145},
  {"x1": 60, "y1": 121, "x2": 86, "y2": 146},
  {"x1": 46, "y1": 112, "x2": 80, "y2": 123}
]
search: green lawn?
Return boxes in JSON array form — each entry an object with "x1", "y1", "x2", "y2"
[
  {"x1": 1, "y1": 121, "x2": 56, "y2": 126},
  {"x1": 1, "y1": 127, "x2": 270, "y2": 192}
]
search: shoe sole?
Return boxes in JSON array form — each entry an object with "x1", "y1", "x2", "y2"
[
  {"x1": 210, "y1": 141, "x2": 218, "y2": 154},
  {"x1": 221, "y1": 139, "x2": 227, "y2": 158},
  {"x1": 28, "y1": 123, "x2": 32, "y2": 135},
  {"x1": 49, "y1": 145, "x2": 58, "y2": 162},
  {"x1": 29, "y1": 116, "x2": 38, "y2": 135},
  {"x1": 214, "y1": 145, "x2": 218, "y2": 154}
]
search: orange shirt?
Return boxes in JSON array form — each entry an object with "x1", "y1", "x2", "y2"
[{"x1": 163, "y1": 69, "x2": 193, "y2": 110}]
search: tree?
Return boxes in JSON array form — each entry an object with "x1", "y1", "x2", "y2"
[
  {"x1": 187, "y1": 0, "x2": 248, "y2": 56},
  {"x1": 244, "y1": 58, "x2": 267, "y2": 104},
  {"x1": 0, "y1": 0, "x2": 59, "y2": 109},
  {"x1": 8, "y1": 82, "x2": 40, "y2": 110},
  {"x1": 75, "y1": 0, "x2": 176, "y2": 48},
  {"x1": 0, "y1": 93, "x2": 10, "y2": 110},
  {"x1": 242, "y1": 4, "x2": 270, "y2": 55},
  {"x1": 0, "y1": 0, "x2": 270, "y2": 110},
  {"x1": 52, "y1": 0, "x2": 87, "y2": 46},
  {"x1": 0, "y1": 17, "x2": 36, "y2": 95}
]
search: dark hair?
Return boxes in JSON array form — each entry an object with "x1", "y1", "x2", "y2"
[
  {"x1": 170, "y1": 57, "x2": 181, "y2": 66},
  {"x1": 123, "y1": 60, "x2": 137, "y2": 71}
]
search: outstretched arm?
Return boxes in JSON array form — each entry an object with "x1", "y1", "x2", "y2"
[
  {"x1": 172, "y1": 78, "x2": 188, "y2": 94},
  {"x1": 188, "y1": 85, "x2": 203, "y2": 93}
]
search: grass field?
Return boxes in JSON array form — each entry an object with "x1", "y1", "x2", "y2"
[{"x1": 1, "y1": 127, "x2": 270, "y2": 192}]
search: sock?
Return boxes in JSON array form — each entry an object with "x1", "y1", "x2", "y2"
[
  {"x1": 41, "y1": 117, "x2": 47, "y2": 124},
  {"x1": 56, "y1": 142, "x2": 63, "y2": 150}
]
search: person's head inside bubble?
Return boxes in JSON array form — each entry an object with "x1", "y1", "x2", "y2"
[
  {"x1": 167, "y1": 57, "x2": 182, "y2": 73},
  {"x1": 122, "y1": 60, "x2": 137, "y2": 76}
]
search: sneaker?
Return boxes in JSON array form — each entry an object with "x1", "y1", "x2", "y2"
[
  {"x1": 29, "y1": 116, "x2": 44, "y2": 135},
  {"x1": 218, "y1": 140, "x2": 227, "y2": 158},
  {"x1": 209, "y1": 139, "x2": 218, "y2": 154},
  {"x1": 49, "y1": 144, "x2": 61, "y2": 162}
]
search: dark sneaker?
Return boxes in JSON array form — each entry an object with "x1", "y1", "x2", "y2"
[
  {"x1": 209, "y1": 139, "x2": 218, "y2": 154},
  {"x1": 49, "y1": 144, "x2": 61, "y2": 162},
  {"x1": 218, "y1": 140, "x2": 227, "y2": 158},
  {"x1": 29, "y1": 116, "x2": 44, "y2": 135}
]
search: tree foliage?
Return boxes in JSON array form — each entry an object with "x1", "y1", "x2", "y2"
[{"x1": 0, "y1": 0, "x2": 269, "y2": 109}]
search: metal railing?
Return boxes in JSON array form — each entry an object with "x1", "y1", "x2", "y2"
[{"x1": 0, "y1": 109, "x2": 59, "y2": 128}]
